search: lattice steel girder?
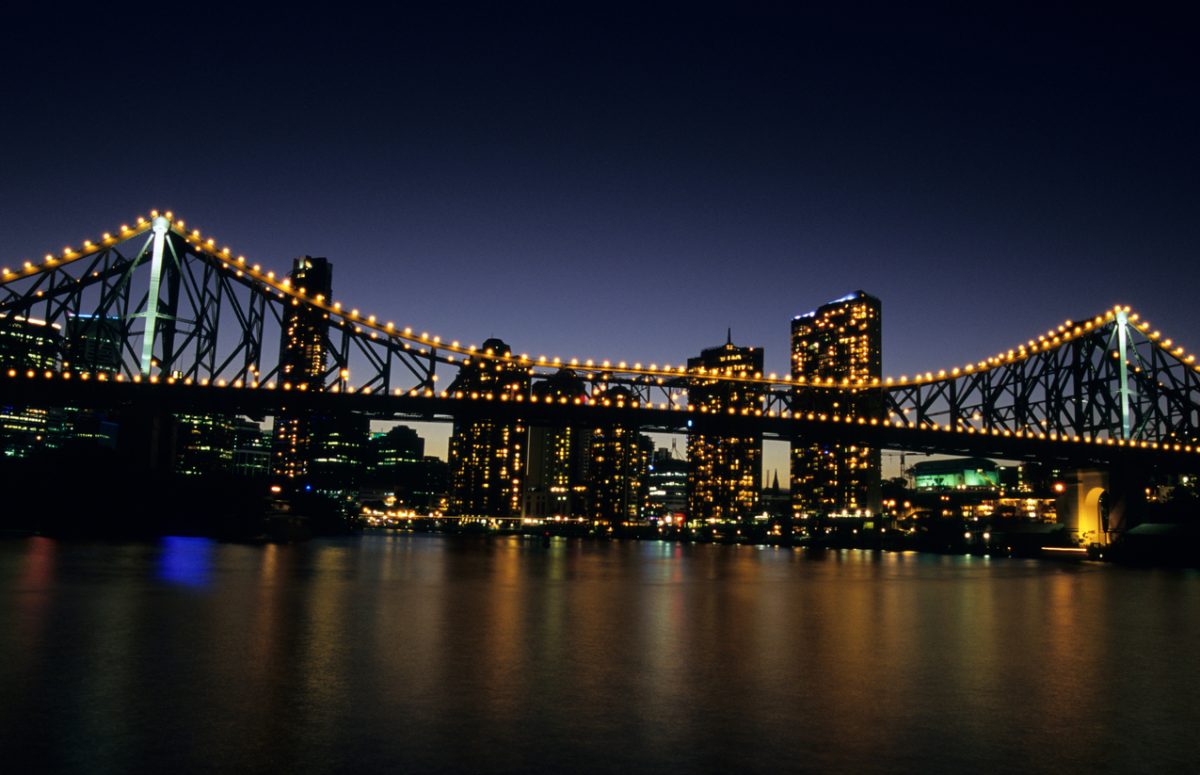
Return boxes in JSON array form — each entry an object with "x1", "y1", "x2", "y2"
[{"x1": 4, "y1": 218, "x2": 1200, "y2": 448}]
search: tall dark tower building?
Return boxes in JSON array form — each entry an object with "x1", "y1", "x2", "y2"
[
  {"x1": 447, "y1": 338, "x2": 530, "y2": 517},
  {"x1": 686, "y1": 333, "x2": 764, "y2": 522},
  {"x1": 273, "y1": 256, "x2": 333, "y2": 482},
  {"x1": 790, "y1": 291, "x2": 882, "y2": 517}
]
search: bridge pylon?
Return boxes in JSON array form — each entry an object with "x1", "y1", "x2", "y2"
[{"x1": 1057, "y1": 466, "x2": 1149, "y2": 546}]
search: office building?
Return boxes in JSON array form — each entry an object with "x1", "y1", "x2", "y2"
[
  {"x1": 175, "y1": 413, "x2": 235, "y2": 475},
  {"x1": 232, "y1": 418, "x2": 272, "y2": 477},
  {"x1": 0, "y1": 316, "x2": 63, "y2": 457},
  {"x1": 65, "y1": 314, "x2": 122, "y2": 373},
  {"x1": 647, "y1": 446, "x2": 688, "y2": 519}
]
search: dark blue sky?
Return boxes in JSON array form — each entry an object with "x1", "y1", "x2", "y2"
[{"x1": 2, "y1": 4, "x2": 1197, "y2": 384}]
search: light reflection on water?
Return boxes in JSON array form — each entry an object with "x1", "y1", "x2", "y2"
[{"x1": 1, "y1": 534, "x2": 1198, "y2": 774}]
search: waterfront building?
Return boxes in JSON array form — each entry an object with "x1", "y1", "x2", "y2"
[
  {"x1": 686, "y1": 332, "x2": 764, "y2": 522},
  {"x1": 447, "y1": 337, "x2": 530, "y2": 517},
  {"x1": 365, "y1": 425, "x2": 451, "y2": 511},
  {"x1": 272, "y1": 256, "x2": 333, "y2": 482},
  {"x1": 369, "y1": 425, "x2": 425, "y2": 476},
  {"x1": 308, "y1": 412, "x2": 371, "y2": 504},
  {"x1": 524, "y1": 369, "x2": 589, "y2": 519},
  {"x1": 911, "y1": 457, "x2": 1000, "y2": 490},
  {"x1": 790, "y1": 291, "x2": 882, "y2": 517},
  {"x1": 586, "y1": 386, "x2": 653, "y2": 526},
  {"x1": 0, "y1": 316, "x2": 63, "y2": 457},
  {"x1": 647, "y1": 446, "x2": 688, "y2": 519}
]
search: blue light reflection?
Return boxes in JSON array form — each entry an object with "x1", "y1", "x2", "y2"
[{"x1": 157, "y1": 536, "x2": 215, "y2": 588}]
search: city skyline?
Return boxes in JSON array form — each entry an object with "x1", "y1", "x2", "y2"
[{"x1": 4, "y1": 9, "x2": 1199, "y2": 773}]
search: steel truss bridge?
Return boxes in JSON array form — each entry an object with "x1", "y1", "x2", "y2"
[{"x1": 2, "y1": 211, "x2": 1199, "y2": 472}]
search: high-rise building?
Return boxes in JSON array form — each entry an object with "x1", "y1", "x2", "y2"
[
  {"x1": 365, "y1": 424, "x2": 443, "y2": 510},
  {"x1": 523, "y1": 369, "x2": 589, "y2": 519},
  {"x1": 308, "y1": 412, "x2": 370, "y2": 504},
  {"x1": 447, "y1": 338, "x2": 530, "y2": 517},
  {"x1": 686, "y1": 333, "x2": 764, "y2": 522},
  {"x1": 0, "y1": 315, "x2": 60, "y2": 372},
  {"x1": 647, "y1": 446, "x2": 688, "y2": 519},
  {"x1": 790, "y1": 291, "x2": 882, "y2": 517},
  {"x1": 65, "y1": 314, "x2": 122, "y2": 374},
  {"x1": 273, "y1": 256, "x2": 333, "y2": 482},
  {"x1": 232, "y1": 418, "x2": 271, "y2": 477},
  {"x1": 0, "y1": 316, "x2": 63, "y2": 458},
  {"x1": 586, "y1": 386, "x2": 652, "y2": 527},
  {"x1": 175, "y1": 413, "x2": 235, "y2": 475}
]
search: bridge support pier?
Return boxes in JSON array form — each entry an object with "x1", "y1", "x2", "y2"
[
  {"x1": 1058, "y1": 469, "x2": 1109, "y2": 546},
  {"x1": 1057, "y1": 467, "x2": 1146, "y2": 545}
]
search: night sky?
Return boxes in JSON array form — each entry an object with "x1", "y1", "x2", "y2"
[{"x1": 2, "y1": 5, "x2": 1197, "y2": 466}]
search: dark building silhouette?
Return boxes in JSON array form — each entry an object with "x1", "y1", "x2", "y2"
[
  {"x1": 273, "y1": 256, "x2": 333, "y2": 482},
  {"x1": 447, "y1": 337, "x2": 530, "y2": 516},
  {"x1": 790, "y1": 291, "x2": 882, "y2": 517},
  {"x1": 365, "y1": 425, "x2": 448, "y2": 511},
  {"x1": 65, "y1": 314, "x2": 122, "y2": 374},
  {"x1": 307, "y1": 412, "x2": 370, "y2": 505},
  {"x1": 524, "y1": 369, "x2": 590, "y2": 519},
  {"x1": 686, "y1": 332, "x2": 764, "y2": 522},
  {"x1": 232, "y1": 418, "x2": 271, "y2": 477},
  {"x1": 175, "y1": 413, "x2": 235, "y2": 475}
]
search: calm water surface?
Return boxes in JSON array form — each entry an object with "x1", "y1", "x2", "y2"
[{"x1": 1, "y1": 534, "x2": 1198, "y2": 774}]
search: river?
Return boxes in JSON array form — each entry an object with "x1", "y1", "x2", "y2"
[{"x1": 1, "y1": 534, "x2": 1197, "y2": 774}]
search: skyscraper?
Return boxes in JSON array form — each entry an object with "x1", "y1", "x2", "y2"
[
  {"x1": 790, "y1": 291, "x2": 882, "y2": 517},
  {"x1": 586, "y1": 386, "x2": 653, "y2": 527},
  {"x1": 647, "y1": 445, "x2": 688, "y2": 519},
  {"x1": 523, "y1": 369, "x2": 589, "y2": 519},
  {"x1": 686, "y1": 333, "x2": 764, "y2": 522},
  {"x1": 447, "y1": 338, "x2": 530, "y2": 517},
  {"x1": 65, "y1": 314, "x2": 122, "y2": 374},
  {"x1": 272, "y1": 256, "x2": 332, "y2": 482}
]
